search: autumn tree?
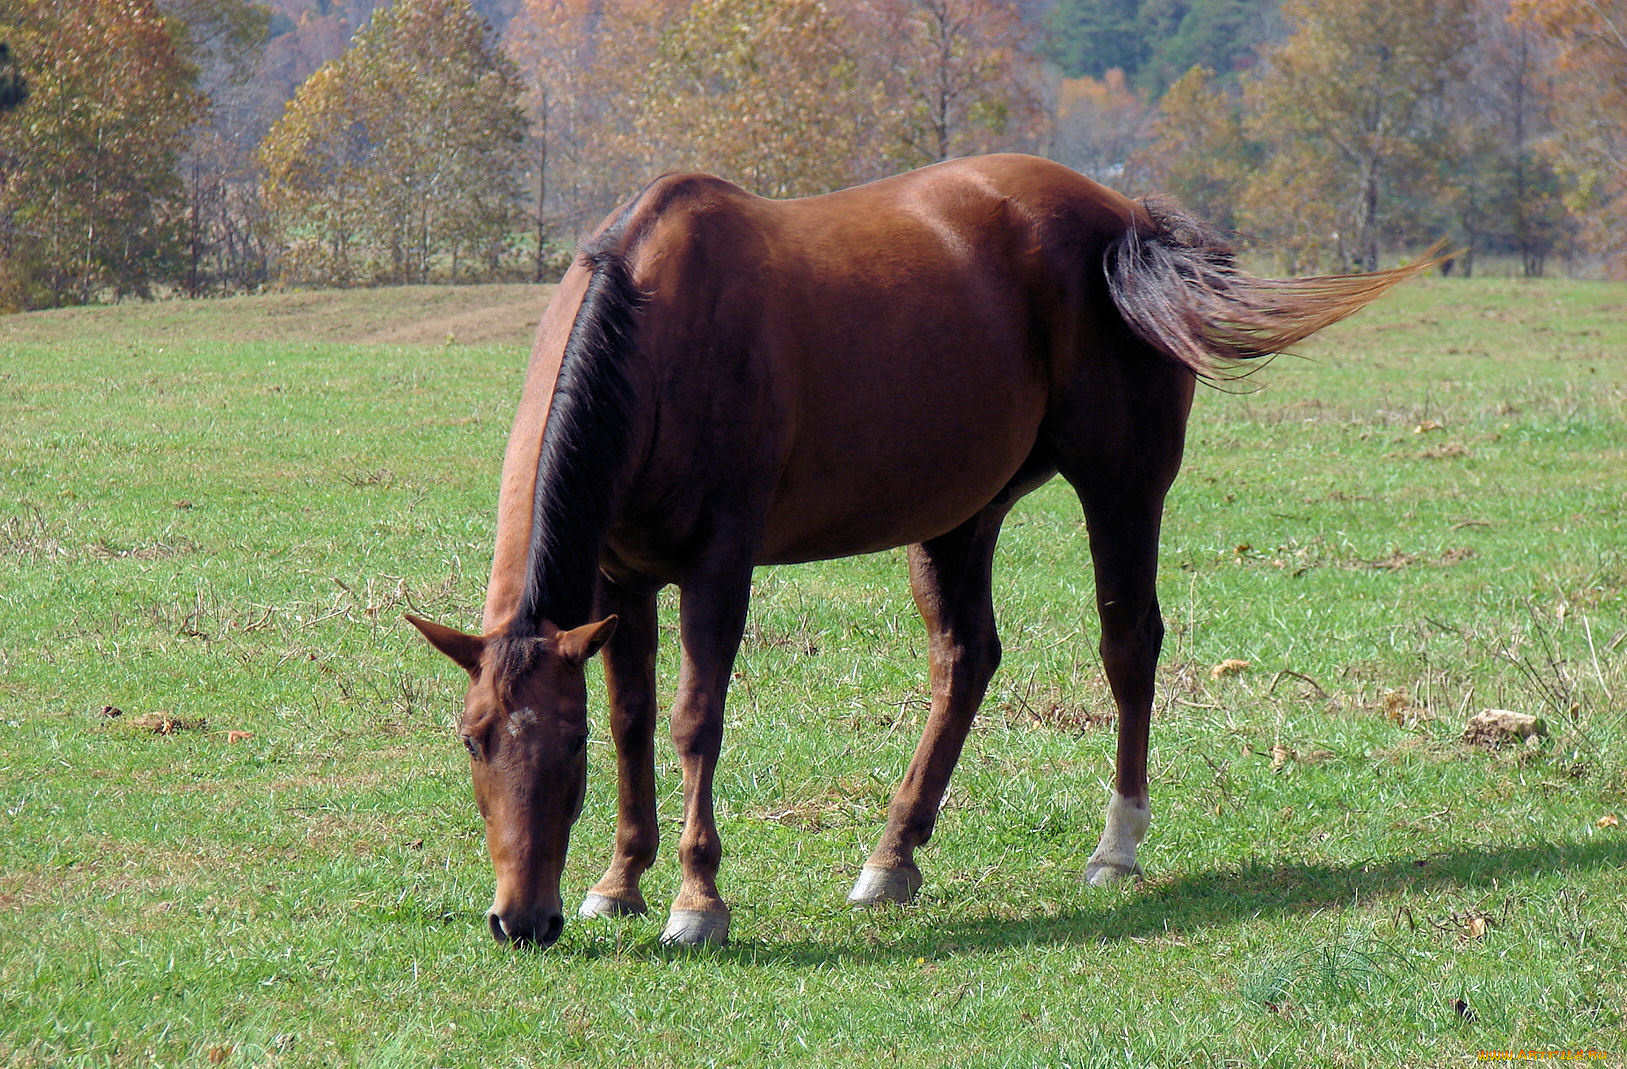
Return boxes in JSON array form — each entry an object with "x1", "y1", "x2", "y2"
[
  {"x1": 1512, "y1": 0, "x2": 1627, "y2": 272},
  {"x1": 506, "y1": 0, "x2": 598, "y2": 278},
  {"x1": 1051, "y1": 70, "x2": 1149, "y2": 184},
  {"x1": 1437, "y1": 0, "x2": 1571, "y2": 275},
  {"x1": 849, "y1": 0, "x2": 1047, "y2": 171},
  {"x1": 506, "y1": 0, "x2": 675, "y2": 277},
  {"x1": 259, "y1": 0, "x2": 527, "y2": 285},
  {"x1": 504, "y1": 0, "x2": 1047, "y2": 251},
  {"x1": 1126, "y1": 65, "x2": 1254, "y2": 230},
  {"x1": 0, "y1": 0, "x2": 205, "y2": 310},
  {"x1": 626, "y1": 0, "x2": 863, "y2": 198},
  {"x1": 165, "y1": 0, "x2": 275, "y2": 295},
  {"x1": 1238, "y1": 0, "x2": 1472, "y2": 271}
]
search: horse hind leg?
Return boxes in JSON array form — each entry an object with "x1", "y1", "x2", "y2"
[
  {"x1": 1049, "y1": 361, "x2": 1192, "y2": 887},
  {"x1": 1072, "y1": 478, "x2": 1168, "y2": 886},
  {"x1": 850, "y1": 505, "x2": 1008, "y2": 907}
]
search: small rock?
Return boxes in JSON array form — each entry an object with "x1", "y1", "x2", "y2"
[{"x1": 1461, "y1": 708, "x2": 1546, "y2": 749}]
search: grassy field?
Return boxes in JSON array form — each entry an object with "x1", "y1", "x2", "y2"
[{"x1": 2, "y1": 277, "x2": 1624, "y2": 1067}]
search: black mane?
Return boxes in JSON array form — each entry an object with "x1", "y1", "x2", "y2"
[{"x1": 512, "y1": 230, "x2": 645, "y2": 634}]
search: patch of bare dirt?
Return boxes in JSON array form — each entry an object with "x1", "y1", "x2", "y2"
[{"x1": 353, "y1": 285, "x2": 551, "y2": 347}]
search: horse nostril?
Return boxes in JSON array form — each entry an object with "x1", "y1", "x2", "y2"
[{"x1": 488, "y1": 910, "x2": 561, "y2": 947}]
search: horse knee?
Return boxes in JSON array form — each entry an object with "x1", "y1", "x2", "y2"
[
  {"x1": 678, "y1": 818, "x2": 723, "y2": 873},
  {"x1": 618, "y1": 826, "x2": 659, "y2": 870},
  {"x1": 669, "y1": 707, "x2": 723, "y2": 761}
]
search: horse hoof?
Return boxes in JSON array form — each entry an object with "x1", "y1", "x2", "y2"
[
  {"x1": 1084, "y1": 860, "x2": 1142, "y2": 887},
  {"x1": 660, "y1": 908, "x2": 730, "y2": 946},
  {"x1": 579, "y1": 892, "x2": 647, "y2": 919},
  {"x1": 847, "y1": 864, "x2": 922, "y2": 906}
]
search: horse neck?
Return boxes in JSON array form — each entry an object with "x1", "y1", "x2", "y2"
[{"x1": 505, "y1": 246, "x2": 644, "y2": 637}]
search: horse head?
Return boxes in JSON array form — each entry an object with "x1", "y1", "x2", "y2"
[{"x1": 406, "y1": 613, "x2": 616, "y2": 947}]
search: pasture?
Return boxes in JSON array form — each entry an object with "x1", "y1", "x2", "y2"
[{"x1": 2, "y1": 277, "x2": 1623, "y2": 1066}]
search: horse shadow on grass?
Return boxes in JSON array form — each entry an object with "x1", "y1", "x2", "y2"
[{"x1": 567, "y1": 836, "x2": 1626, "y2": 966}]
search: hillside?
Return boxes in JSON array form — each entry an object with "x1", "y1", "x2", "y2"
[{"x1": 2, "y1": 283, "x2": 553, "y2": 351}]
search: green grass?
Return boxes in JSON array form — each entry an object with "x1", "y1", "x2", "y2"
[{"x1": 2, "y1": 277, "x2": 1624, "y2": 1067}]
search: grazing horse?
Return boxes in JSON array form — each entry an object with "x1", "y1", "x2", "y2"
[{"x1": 408, "y1": 153, "x2": 1433, "y2": 948}]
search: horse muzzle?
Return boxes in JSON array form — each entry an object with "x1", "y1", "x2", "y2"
[{"x1": 487, "y1": 906, "x2": 565, "y2": 947}]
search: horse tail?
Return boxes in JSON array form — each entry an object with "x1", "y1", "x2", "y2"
[{"x1": 1104, "y1": 196, "x2": 1443, "y2": 379}]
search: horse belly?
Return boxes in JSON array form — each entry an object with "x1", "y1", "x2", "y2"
[{"x1": 758, "y1": 344, "x2": 1048, "y2": 564}]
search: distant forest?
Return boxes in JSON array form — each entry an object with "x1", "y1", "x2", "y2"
[{"x1": 2, "y1": 0, "x2": 1623, "y2": 309}]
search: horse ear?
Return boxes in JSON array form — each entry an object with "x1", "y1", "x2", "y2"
[
  {"x1": 553, "y1": 616, "x2": 618, "y2": 667},
  {"x1": 405, "y1": 614, "x2": 486, "y2": 675}
]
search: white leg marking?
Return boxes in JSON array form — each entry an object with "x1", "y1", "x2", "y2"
[{"x1": 1085, "y1": 791, "x2": 1149, "y2": 886}]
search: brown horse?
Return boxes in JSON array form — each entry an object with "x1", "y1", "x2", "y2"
[{"x1": 408, "y1": 153, "x2": 1433, "y2": 948}]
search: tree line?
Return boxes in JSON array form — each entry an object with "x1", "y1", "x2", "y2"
[{"x1": 1, "y1": 0, "x2": 1624, "y2": 310}]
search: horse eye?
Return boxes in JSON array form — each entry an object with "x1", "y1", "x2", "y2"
[{"x1": 461, "y1": 734, "x2": 481, "y2": 759}]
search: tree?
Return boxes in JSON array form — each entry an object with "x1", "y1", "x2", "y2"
[
  {"x1": 627, "y1": 0, "x2": 864, "y2": 198},
  {"x1": 1438, "y1": 0, "x2": 1572, "y2": 276},
  {"x1": 1238, "y1": 0, "x2": 1472, "y2": 271},
  {"x1": 1051, "y1": 69, "x2": 1150, "y2": 184},
  {"x1": 1135, "y1": 0, "x2": 1277, "y2": 92},
  {"x1": 1046, "y1": 0, "x2": 1149, "y2": 83},
  {"x1": 257, "y1": 62, "x2": 369, "y2": 282},
  {"x1": 1046, "y1": 0, "x2": 1277, "y2": 94},
  {"x1": 1511, "y1": 0, "x2": 1627, "y2": 273},
  {"x1": 505, "y1": 0, "x2": 1048, "y2": 242},
  {"x1": 164, "y1": 0, "x2": 275, "y2": 295},
  {"x1": 0, "y1": 0, "x2": 205, "y2": 310},
  {"x1": 506, "y1": 0, "x2": 677, "y2": 277},
  {"x1": 259, "y1": 0, "x2": 528, "y2": 285},
  {"x1": 1125, "y1": 64, "x2": 1254, "y2": 230},
  {"x1": 850, "y1": 0, "x2": 1047, "y2": 171}
]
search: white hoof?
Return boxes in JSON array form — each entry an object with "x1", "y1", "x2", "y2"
[
  {"x1": 579, "y1": 892, "x2": 647, "y2": 919},
  {"x1": 660, "y1": 908, "x2": 730, "y2": 946},
  {"x1": 1084, "y1": 859, "x2": 1143, "y2": 887},
  {"x1": 847, "y1": 864, "x2": 923, "y2": 907}
]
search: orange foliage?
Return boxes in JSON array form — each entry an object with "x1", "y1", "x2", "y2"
[
  {"x1": 1053, "y1": 69, "x2": 1149, "y2": 184},
  {"x1": 504, "y1": 0, "x2": 1048, "y2": 227},
  {"x1": 1126, "y1": 66, "x2": 1248, "y2": 230},
  {"x1": 0, "y1": 0, "x2": 205, "y2": 308},
  {"x1": 1510, "y1": 0, "x2": 1627, "y2": 271}
]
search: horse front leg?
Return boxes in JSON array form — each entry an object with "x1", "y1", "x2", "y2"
[
  {"x1": 661, "y1": 563, "x2": 753, "y2": 946},
  {"x1": 580, "y1": 580, "x2": 660, "y2": 919},
  {"x1": 850, "y1": 507, "x2": 1007, "y2": 906}
]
